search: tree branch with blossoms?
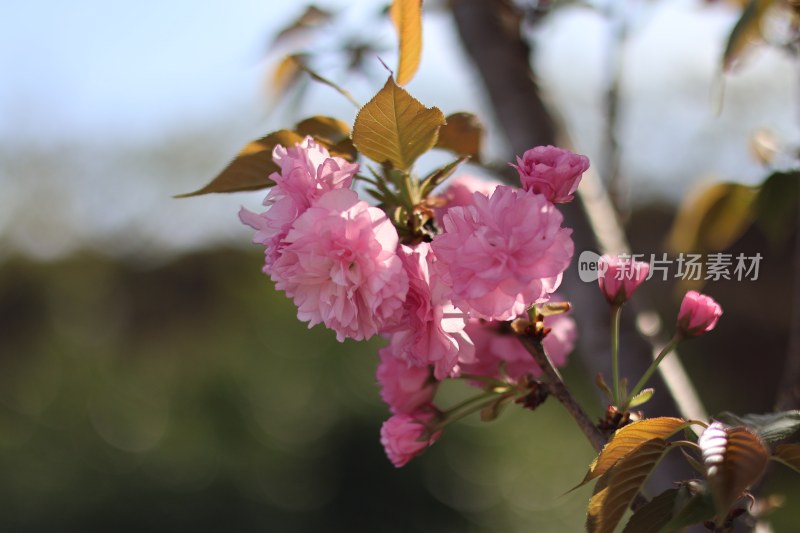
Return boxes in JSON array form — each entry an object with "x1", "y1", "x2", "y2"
[{"x1": 180, "y1": 2, "x2": 800, "y2": 531}]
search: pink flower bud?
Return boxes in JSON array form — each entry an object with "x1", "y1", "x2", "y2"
[
  {"x1": 376, "y1": 348, "x2": 438, "y2": 415},
  {"x1": 677, "y1": 290, "x2": 722, "y2": 337},
  {"x1": 380, "y1": 411, "x2": 441, "y2": 468},
  {"x1": 597, "y1": 255, "x2": 650, "y2": 305},
  {"x1": 511, "y1": 146, "x2": 589, "y2": 203}
]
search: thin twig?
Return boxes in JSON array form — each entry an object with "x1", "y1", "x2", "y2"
[
  {"x1": 518, "y1": 336, "x2": 606, "y2": 452},
  {"x1": 293, "y1": 57, "x2": 361, "y2": 108}
]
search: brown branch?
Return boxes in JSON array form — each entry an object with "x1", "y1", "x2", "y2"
[{"x1": 519, "y1": 335, "x2": 606, "y2": 452}]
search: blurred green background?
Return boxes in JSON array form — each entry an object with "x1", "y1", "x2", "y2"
[
  {"x1": 1, "y1": 242, "x2": 799, "y2": 531},
  {"x1": 0, "y1": 250, "x2": 601, "y2": 532}
]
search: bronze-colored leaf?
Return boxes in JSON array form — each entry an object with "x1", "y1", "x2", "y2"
[
  {"x1": 270, "y1": 5, "x2": 334, "y2": 49},
  {"x1": 580, "y1": 417, "x2": 686, "y2": 486},
  {"x1": 722, "y1": 0, "x2": 775, "y2": 72},
  {"x1": 699, "y1": 422, "x2": 770, "y2": 517},
  {"x1": 352, "y1": 76, "x2": 446, "y2": 170},
  {"x1": 595, "y1": 373, "x2": 614, "y2": 403},
  {"x1": 271, "y1": 54, "x2": 306, "y2": 101},
  {"x1": 435, "y1": 112, "x2": 484, "y2": 162},
  {"x1": 586, "y1": 438, "x2": 669, "y2": 533},
  {"x1": 621, "y1": 488, "x2": 678, "y2": 533},
  {"x1": 773, "y1": 443, "x2": 800, "y2": 474},
  {"x1": 295, "y1": 116, "x2": 358, "y2": 161},
  {"x1": 667, "y1": 182, "x2": 757, "y2": 254},
  {"x1": 176, "y1": 130, "x2": 303, "y2": 197},
  {"x1": 755, "y1": 170, "x2": 800, "y2": 247},
  {"x1": 295, "y1": 116, "x2": 350, "y2": 144},
  {"x1": 390, "y1": 0, "x2": 423, "y2": 86}
]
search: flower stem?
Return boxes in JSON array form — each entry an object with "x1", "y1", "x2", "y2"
[
  {"x1": 610, "y1": 304, "x2": 623, "y2": 406},
  {"x1": 622, "y1": 334, "x2": 682, "y2": 411},
  {"x1": 433, "y1": 390, "x2": 513, "y2": 431}
]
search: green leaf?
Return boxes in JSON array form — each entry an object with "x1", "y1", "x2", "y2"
[
  {"x1": 772, "y1": 443, "x2": 800, "y2": 474},
  {"x1": 715, "y1": 410, "x2": 800, "y2": 444},
  {"x1": 435, "y1": 112, "x2": 484, "y2": 162},
  {"x1": 621, "y1": 488, "x2": 678, "y2": 533},
  {"x1": 663, "y1": 482, "x2": 717, "y2": 531},
  {"x1": 363, "y1": 188, "x2": 388, "y2": 204},
  {"x1": 580, "y1": 417, "x2": 686, "y2": 486},
  {"x1": 755, "y1": 170, "x2": 800, "y2": 247},
  {"x1": 628, "y1": 388, "x2": 655, "y2": 408},
  {"x1": 586, "y1": 438, "x2": 669, "y2": 533},
  {"x1": 176, "y1": 130, "x2": 303, "y2": 197},
  {"x1": 722, "y1": 0, "x2": 775, "y2": 72},
  {"x1": 668, "y1": 182, "x2": 758, "y2": 254},
  {"x1": 389, "y1": 0, "x2": 422, "y2": 86},
  {"x1": 699, "y1": 422, "x2": 770, "y2": 517},
  {"x1": 419, "y1": 156, "x2": 469, "y2": 198},
  {"x1": 352, "y1": 76, "x2": 446, "y2": 171}
]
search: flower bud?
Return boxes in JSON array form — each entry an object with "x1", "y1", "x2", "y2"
[
  {"x1": 676, "y1": 290, "x2": 722, "y2": 337},
  {"x1": 380, "y1": 411, "x2": 440, "y2": 468},
  {"x1": 510, "y1": 145, "x2": 589, "y2": 204},
  {"x1": 597, "y1": 255, "x2": 650, "y2": 305}
]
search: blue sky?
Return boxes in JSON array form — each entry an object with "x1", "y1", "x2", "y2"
[
  {"x1": 0, "y1": 0, "x2": 292, "y2": 139},
  {"x1": 1, "y1": 0, "x2": 798, "y2": 259}
]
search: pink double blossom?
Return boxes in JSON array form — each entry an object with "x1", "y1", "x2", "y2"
[
  {"x1": 376, "y1": 347, "x2": 437, "y2": 414},
  {"x1": 432, "y1": 186, "x2": 574, "y2": 321},
  {"x1": 271, "y1": 188, "x2": 408, "y2": 342},
  {"x1": 440, "y1": 175, "x2": 500, "y2": 209},
  {"x1": 597, "y1": 255, "x2": 650, "y2": 305},
  {"x1": 677, "y1": 290, "x2": 723, "y2": 337},
  {"x1": 384, "y1": 243, "x2": 475, "y2": 380},
  {"x1": 511, "y1": 145, "x2": 589, "y2": 204},
  {"x1": 239, "y1": 136, "x2": 358, "y2": 270},
  {"x1": 380, "y1": 411, "x2": 441, "y2": 468}
]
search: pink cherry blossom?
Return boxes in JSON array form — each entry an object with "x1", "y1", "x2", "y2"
[
  {"x1": 433, "y1": 175, "x2": 501, "y2": 231},
  {"x1": 432, "y1": 186, "x2": 574, "y2": 321},
  {"x1": 384, "y1": 243, "x2": 475, "y2": 380},
  {"x1": 271, "y1": 188, "x2": 408, "y2": 342},
  {"x1": 380, "y1": 411, "x2": 441, "y2": 468},
  {"x1": 511, "y1": 145, "x2": 589, "y2": 203},
  {"x1": 376, "y1": 347, "x2": 437, "y2": 414},
  {"x1": 239, "y1": 136, "x2": 358, "y2": 270},
  {"x1": 597, "y1": 255, "x2": 650, "y2": 305},
  {"x1": 441, "y1": 175, "x2": 500, "y2": 209},
  {"x1": 461, "y1": 310, "x2": 576, "y2": 382},
  {"x1": 677, "y1": 290, "x2": 723, "y2": 337}
]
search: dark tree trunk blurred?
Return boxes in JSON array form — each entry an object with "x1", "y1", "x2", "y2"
[{"x1": 449, "y1": 0, "x2": 693, "y2": 485}]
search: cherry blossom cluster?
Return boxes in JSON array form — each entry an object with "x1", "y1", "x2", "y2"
[{"x1": 241, "y1": 138, "x2": 589, "y2": 467}]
